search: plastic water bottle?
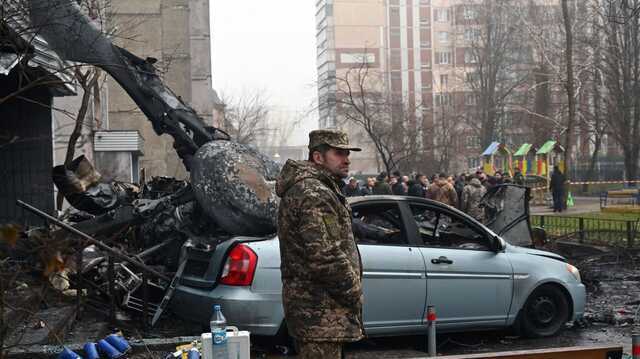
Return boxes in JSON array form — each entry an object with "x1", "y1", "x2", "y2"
[{"x1": 210, "y1": 304, "x2": 228, "y2": 358}]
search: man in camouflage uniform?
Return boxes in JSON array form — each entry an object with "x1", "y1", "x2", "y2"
[
  {"x1": 276, "y1": 129, "x2": 364, "y2": 358},
  {"x1": 461, "y1": 175, "x2": 487, "y2": 222}
]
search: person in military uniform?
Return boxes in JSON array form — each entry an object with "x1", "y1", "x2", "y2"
[{"x1": 275, "y1": 129, "x2": 364, "y2": 359}]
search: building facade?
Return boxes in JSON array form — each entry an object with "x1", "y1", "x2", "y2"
[
  {"x1": 316, "y1": 0, "x2": 571, "y2": 175},
  {"x1": 106, "y1": 0, "x2": 218, "y2": 179}
]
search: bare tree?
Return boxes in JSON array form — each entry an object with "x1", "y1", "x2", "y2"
[
  {"x1": 461, "y1": 0, "x2": 530, "y2": 148},
  {"x1": 334, "y1": 59, "x2": 425, "y2": 175},
  {"x1": 218, "y1": 90, "x2": 271, "y2": 146},
  {"x1": 55, "y1": 67, "x2": 102, "y2": 210},
  {"x1": 514, "y1": 0, "x2": 606, "y2": 178},
  {"x1": 562, "y1": 0, "x2": 577, "y2": 176},
  {"x1": 594, "y1": 0, "x2": 640, "y2": 181}
]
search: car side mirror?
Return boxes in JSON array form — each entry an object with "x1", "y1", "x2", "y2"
[{"x1": 493, "y1": 235, "x2": 506, "y2": 252}]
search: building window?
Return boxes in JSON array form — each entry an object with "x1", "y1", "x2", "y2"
[
  {"x1": 420, "y1": 40, "x2": 431, "y2": 48},
  {"x1": 435, "y1": 8, "x2": 450, "y2": 23},
  {"x1": 468, "y1": 157, "x2": 480, "y2": 169},
  {"x1": 466, "y1": 71, "x2": 479, "y2": 83},
  {"x1": 464, "y1": 49, "x2": 477, "y2": 64},
  {"x1": 421, "y1": 61, "x2": 431, "y2": 69},
  {"x1": 438, "y1": 31, "x2": 449, "y2": 43},
  {"x1": 440, "y1": 74, "x2": 448, "y2": 88},
  {"x1": 420, "y1": 17, "x2": 430, "y2": 27},
  {"x1": 464, "y1": 28, "x2": 480, "y2": 42},
  {"x1": 465, "y1": 93, "x2": 478, "y2": 105},
  {"x1": 465, "y1": 136, "x2": 481, "y2": 148},
  {"x1": 422, "y1": 81, "x2": 432, "y2": 90},
  {"x1": 434, "y1": 93, "x2": 452, "y2": 106},
  {"x1": 436, "y1": 51, "x2": 451, "y2": 64},
  {"x1": 463, "y1": 7, "x2": 478, "y2": 20},
  {"x1": 391, "y1": 49, "x2": 401, "y2": 64}
]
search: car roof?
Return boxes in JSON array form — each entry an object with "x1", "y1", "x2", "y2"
[{"x1": 347, "y1": 195, "x2": 454, "y2": 212}]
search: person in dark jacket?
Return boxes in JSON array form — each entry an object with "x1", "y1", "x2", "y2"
[
  {"x1": 549, "y1": 165, "x2": 566, "y2": 212},
  {"x1": 454, "y1": 174, "x2": 466, "y2": 208},
  {"x1": 408, "y1": 174, "x2": 428, "y2": 197},
  {"x1": 342, "y1": 177, "x2": 363, "y2": 197},
  {"x1": 513, "y1": 168, "x2": 525, "y2": 186},
  {"x1": 373, "y1": 172, "x2": 392, "y2": 195},
  {"x1": 485, "y1": 176, "x2": 498, "y2": 190},
  {"x1": 392, "y1": 173, "x2": 408, "y2": 195},
  {"x1": 362, "y1": 177, "x2": 375, "y2": 195}
]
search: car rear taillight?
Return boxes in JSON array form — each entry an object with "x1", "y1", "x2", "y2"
[{"x1": 219, "y1": 244, "x2": 258, "y2": 286}]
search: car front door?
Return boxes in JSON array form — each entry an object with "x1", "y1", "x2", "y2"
[
  {"x1": 351, "y1": 201, "x2": 427, "y2": 335},
  {"x1": 408, "y1": 203, "x2": 514, "y2": 331}
]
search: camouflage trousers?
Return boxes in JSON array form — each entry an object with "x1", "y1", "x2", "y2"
[{"x1": 297, "y1": 341, "x2": 344, "y2": 359}]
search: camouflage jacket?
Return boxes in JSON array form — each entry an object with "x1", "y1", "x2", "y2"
[
  {"x1": 275, "y1": 160, "x2": 364, "y2": 342},
  {"x1": 461, "y1": 178, "x2": 487, "y2": 222}
]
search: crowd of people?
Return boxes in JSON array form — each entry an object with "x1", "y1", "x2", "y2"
[{"x1": 341, "y1": 168, "x2": 529, "y2": 222}]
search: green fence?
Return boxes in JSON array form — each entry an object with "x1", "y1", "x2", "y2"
[{"x1": 530, "y1": 215, "x2": 639, "y2": 247}]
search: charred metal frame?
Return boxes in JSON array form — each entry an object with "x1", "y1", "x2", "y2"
[{"x1": 16, "y1": 200, "x2": 169, "y2": 327}]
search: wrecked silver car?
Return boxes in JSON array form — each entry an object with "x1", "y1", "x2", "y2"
[{"x1": 172, "y1": 191, "x2": 586, "y2": 340}]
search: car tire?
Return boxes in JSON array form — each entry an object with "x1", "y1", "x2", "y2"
[
  {"x1": 520, "y1": 284, "x2": 569, "y2": 338},
  {"x1": 273, "y1": 321, "x2": 298, "y2": 355}
]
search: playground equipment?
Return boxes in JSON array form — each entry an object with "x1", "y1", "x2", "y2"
[
  {"x1": 481, "y1": 142, "x2": 512, "y2": 175},
  {"x1": 536, "y1": 140, "x2": 565, "y2": 179},
  {"x1": 513, "y1": 143, "x2": 537, "y2": 175}
]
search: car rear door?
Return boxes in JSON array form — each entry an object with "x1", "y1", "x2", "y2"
[
  {"x1": 351, "y1": 200, "x2": 427, "y2": 335},
  {"x1": 407, "y1": 202, "x2": 514, "y2": 331}
]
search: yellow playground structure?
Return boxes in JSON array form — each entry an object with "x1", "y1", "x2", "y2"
[
  {"x1": 481, "y1": 142, "x2": 512, "y2": 176},
  {"x1": 479, "y1": 140, "x2": 565, "y2": 180},
  {"x1": 513, "y1": 143, "x2": 537, "y2": 175},
  {"x1": 536, "y1": 140, "x2": 565, "y2": 179}
]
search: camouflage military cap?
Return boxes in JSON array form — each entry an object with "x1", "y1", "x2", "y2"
[{"x1": 308, "y1": 129, "x2": 361, "y2": 152}]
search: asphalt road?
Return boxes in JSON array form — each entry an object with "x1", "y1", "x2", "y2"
[{"x1": 253, "y1": 324, "x2": 632, "y2": 358}]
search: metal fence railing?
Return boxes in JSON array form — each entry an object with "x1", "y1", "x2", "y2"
[{"x1": 530, "y1": 215, "x2": 639, "y2": 248}]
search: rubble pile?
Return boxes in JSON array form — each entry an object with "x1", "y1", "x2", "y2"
[
  {"x1": 1, "y1": 152, "x2": 280, "y2": 338},
  {"x1": 577, "y1": 250, "x2": 640, "y2": 327}
]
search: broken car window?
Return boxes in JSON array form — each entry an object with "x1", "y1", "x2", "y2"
[
  {"x1": 352, "y1": 204, "x2": 407, "y2": 245},
  {"x1": 410, "y1": 205, "x2": 489, "y2": 251}
]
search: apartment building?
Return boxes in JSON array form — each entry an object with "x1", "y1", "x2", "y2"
[{"x1": 316, "y1": 0, "x2": 563, "y2": 174}]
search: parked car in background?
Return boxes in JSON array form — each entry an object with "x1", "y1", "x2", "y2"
[{"x1": 172, "y1": 187, "x2": 585, "y2": 343}]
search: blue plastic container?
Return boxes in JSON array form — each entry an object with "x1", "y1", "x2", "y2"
[
  {"x1": 105, "y1": 334, "x2": 131, "y2": 353},
  {"x1": 82, "y1": 342, "x2": 99, "y2": 359},
  {"x1": 187, "y1": 348, "x2": 201, "y2": 359},
  {"x1": 57, "y1": 346, "x2": 82, "y2": 359},
  {"x1": 97, "y1": 339, "x2": 123, "y2": 359}
]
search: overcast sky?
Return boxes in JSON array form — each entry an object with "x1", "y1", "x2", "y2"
[{"x1": 210, "y1": 0, "x2": 318, "y2": 146}]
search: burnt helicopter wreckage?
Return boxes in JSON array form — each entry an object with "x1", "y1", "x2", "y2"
[{"x1": 26, "y1": 0, "x2": 280, "y2": 236}]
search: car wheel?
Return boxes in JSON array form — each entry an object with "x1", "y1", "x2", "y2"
[
  {"x1": 273, "y1": 321, "x2": 298, "y2": 355},
  {"x1": 521, "y1": 285, "x2": 569, "y2": 338}
]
